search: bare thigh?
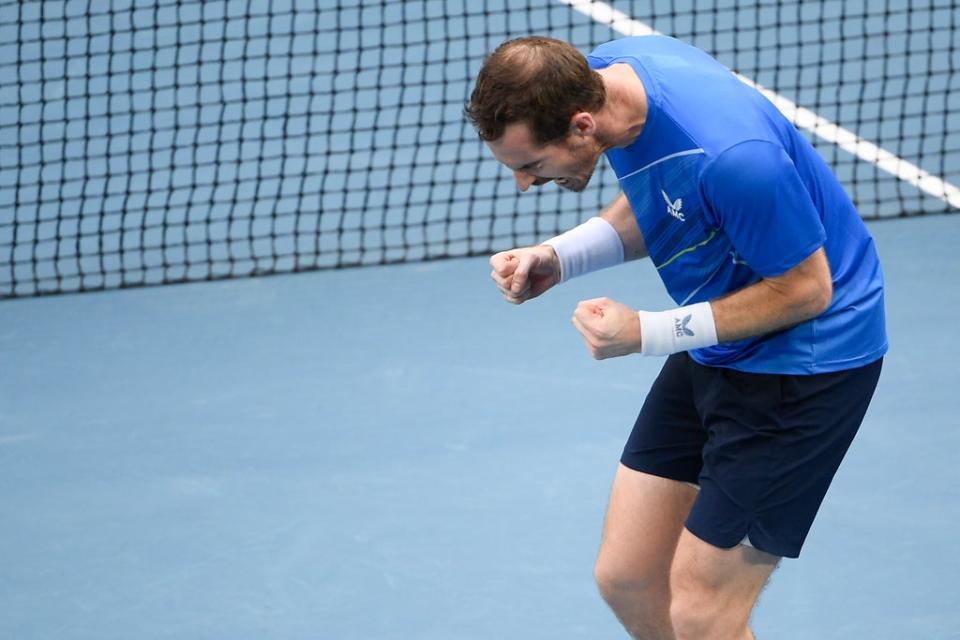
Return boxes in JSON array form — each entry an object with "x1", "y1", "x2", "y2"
[
  {"x1": 596, "y1": 463, "x2": 699, "y2": 586},
  {"x1": 673, "y1": 528, "x2": 779, "y2": 596},
  {"x1": 670, "y1": 528, "x2": 780, "y2": 637}
]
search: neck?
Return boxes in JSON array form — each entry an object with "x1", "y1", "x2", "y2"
[{"x1": 594, "y1": 64, "x2": 648, "y2": 150}]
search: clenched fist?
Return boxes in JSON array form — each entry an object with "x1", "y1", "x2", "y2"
[
  {"x1": 490, "y1": 245, "x2": 561, "y2": 304},
  {"x1": 571, "y1": 297, "x2": 643, "y2": 359}
]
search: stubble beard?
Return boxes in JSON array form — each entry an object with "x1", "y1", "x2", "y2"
[{"x1": 556, "y1": 158, "x2": 598, "y2": 193}]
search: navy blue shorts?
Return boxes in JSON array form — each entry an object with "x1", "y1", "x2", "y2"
[{"x1": 621, "y1": 353, "x2": 882, "y2": 558}]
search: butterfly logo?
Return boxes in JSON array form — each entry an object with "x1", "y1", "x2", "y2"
[{"x1": 661, "y1": 189, "x2": 685, "y2": 222}]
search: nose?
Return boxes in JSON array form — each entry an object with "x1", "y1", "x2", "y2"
[{"x1": 513, "y1": 170, "x2": 536, "y2": 192}]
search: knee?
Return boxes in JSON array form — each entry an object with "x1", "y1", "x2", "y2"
[
  {"x1": 669, "y1": 590, "x2": 717, "y2": 640},
  {"x1": 669, "y1": 560, "x2": 735, "y2": 638},
  {"x1": 593, "y1": 555, "x2": 665, "y2": 605},
  {"x1": 669, "y1": 586, "x2": 746, "y2": 640}
]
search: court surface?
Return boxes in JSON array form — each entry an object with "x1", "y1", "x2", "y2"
[{"x1": 1, "y1": 212, "x2": 958, "y2": 639}]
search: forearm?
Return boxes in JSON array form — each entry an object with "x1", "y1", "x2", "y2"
[
  {"x1": 711, "y1": 248, "x2": 833, "y2": 342},
  {"x1": 632, "y1": 249, "x2": 830, "y2": 357},
  {"x1": 600, "y1": 192, "x2": 647, "y2": 260},
  {"x1": 542, "y1": 193, "x2": 641, "y2": 283}
]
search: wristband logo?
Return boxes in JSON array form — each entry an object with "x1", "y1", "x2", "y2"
[{"x1": 674, "y1": 314, "x2": 695, "y2": 338}]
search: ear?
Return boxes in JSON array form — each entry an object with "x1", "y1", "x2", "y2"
[{"x1": 569, "y1": 112, "x2": 596, "y2": 137}]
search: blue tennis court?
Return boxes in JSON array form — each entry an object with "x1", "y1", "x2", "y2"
[
  {"x1": 1, "y1": 1, "x2": 959, "y2": 638},
  {"x1": 2, "y1": 213, "x2": 958, "y2": 639}
]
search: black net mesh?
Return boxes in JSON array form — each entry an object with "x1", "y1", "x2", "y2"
[{"x1": 1, "y1": 0, "x2": 957, "y2": 298}]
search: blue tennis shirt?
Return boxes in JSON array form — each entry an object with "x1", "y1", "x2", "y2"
[{"x1": 587, "y1": 36, "x2": 887, "y2": 374}]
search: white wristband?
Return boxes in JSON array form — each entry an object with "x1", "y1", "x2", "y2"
[
  {"x1": 542, "y1": 217, "x2": 624, "y2": 283},
  {"x1": 638, "y1": 301, "x2": 719, "y2": 356}
]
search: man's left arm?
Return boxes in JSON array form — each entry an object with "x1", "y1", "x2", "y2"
[
  {"x1": 572, "y1": 140, "x2": 832, "y2": 359},
  {"x1": 711, "y1": 247, "x2": 831, "y2": 342},
  {"x1": 571, "y1": 248, "x2": 830, "y2": 360}
]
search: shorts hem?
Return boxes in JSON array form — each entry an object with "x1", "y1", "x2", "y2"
[
  {"x1": 619, "y1": 455, "x2": 701, "y2": 487},
  {"x1": 684, "y1": 521, "x2": 800, "y2": 559}
]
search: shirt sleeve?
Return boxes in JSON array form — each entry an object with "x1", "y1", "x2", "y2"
[{"x1": 700, "y1": 139, "x2": 826, "y2": 277}]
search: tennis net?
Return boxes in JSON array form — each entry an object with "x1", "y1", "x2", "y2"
[{"x1": 2, "y1": 0, "x2": 957, "y2": 298}]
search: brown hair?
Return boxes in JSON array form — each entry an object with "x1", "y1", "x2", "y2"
[{"x1": 464, "y1": 36, "x2": 606, "y2": 146}]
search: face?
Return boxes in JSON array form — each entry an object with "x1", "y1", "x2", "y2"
[{"x1": 485, "y1": 119, "x2": 603, "y2": 193}]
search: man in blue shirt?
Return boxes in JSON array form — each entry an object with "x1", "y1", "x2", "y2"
[{"x1": 466, "y1": 35, "x2": 885, "y2": 638}]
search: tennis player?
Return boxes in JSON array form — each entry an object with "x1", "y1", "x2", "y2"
[{"x1": 466, "y1": 36, "x2": 886, "y2": 639}]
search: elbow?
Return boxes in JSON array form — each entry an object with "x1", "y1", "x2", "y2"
[
  {"x1": 790, "y1": 249, "x2": 834, "y2": 319},
  {"x1": 800, "y1": 247, "x2": 833, "y2": 318},
  {"x1": 778, "y1": 271, "x2": 832, "y2": 321},
  {"x1": 805, "y1": 275, "x2": 833, "y2": 317}
]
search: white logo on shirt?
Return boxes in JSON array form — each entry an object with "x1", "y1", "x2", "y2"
[{"x1": 661, "y1": 190, "x2": 685, "y2": 221}]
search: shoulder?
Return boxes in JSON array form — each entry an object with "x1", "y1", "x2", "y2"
[
  {"x1": 588, "y1": 35, "x2": 683, "y2": 65},
  {"x1": 701, "y1": 139, "x2": 796, "y2": 191}
]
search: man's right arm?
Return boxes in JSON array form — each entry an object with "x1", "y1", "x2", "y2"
[
  {"x1": 600, "y1": 192, "x2": 647, "y2": 261},
  {"x1": 490, "y1": 192, "x2": 644, "y2": 304}
]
